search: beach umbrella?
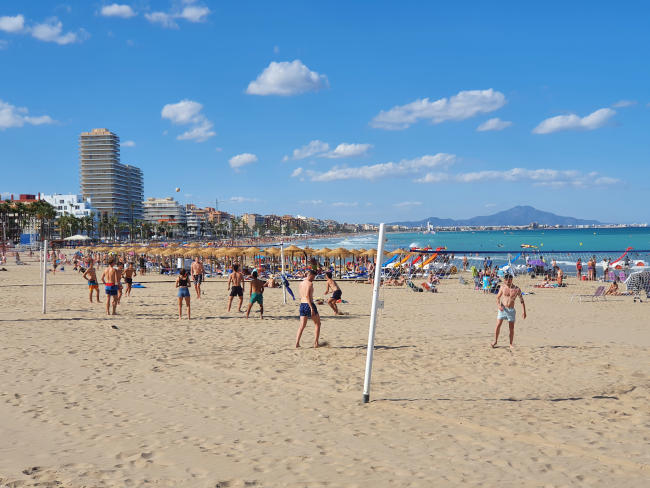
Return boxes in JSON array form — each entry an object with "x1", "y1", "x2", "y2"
[
  {"x1": 302, "y1": 247, "x2": 316, "y2": 255},
  {"x1": 265, "y1": 247, "x2": 280, "y2": 256},
  {"x1": 389, "y1": 248, "x2": 407, "y2": 256},
  {"x1": 315, "y1": 247, "x2": 332, "y2": 256},
  {"x1": 243, "y1": 246, "x2": 262, "y2": 256},
  {"x1": 188, "y1": 242, "x2": 201, "y2": 248}
]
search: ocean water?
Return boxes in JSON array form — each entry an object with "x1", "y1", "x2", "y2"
[{"x1": 296, "y1": 228, "x2": 650, "y2": 270}]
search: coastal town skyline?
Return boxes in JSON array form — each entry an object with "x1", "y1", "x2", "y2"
[{"x1": 1, "y1": 1, "x2": 649, "y2": 223}]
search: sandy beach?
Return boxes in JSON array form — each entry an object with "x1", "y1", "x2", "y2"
[{"x1": 1, "y1": 259, "x2": 648, "y2": 487}]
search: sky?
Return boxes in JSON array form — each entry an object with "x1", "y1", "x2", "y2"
[{"x1": 1, "y1": 1, "x2": 649, "y2": 224}]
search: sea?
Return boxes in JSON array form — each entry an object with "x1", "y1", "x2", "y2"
[{"x1": 295, "y1": 227, "x2": 650, "y2": 271}]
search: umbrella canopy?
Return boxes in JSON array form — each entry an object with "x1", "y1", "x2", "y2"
[
  {"x1": 243, "y1": 247, "x2": 262, "y2": 256},
  {"x1": 389, "y1": 248, "x2": 407, "y2": 256},
  {"x1": 63, "y1": 234, "x2": 90, "y2": 241},
  {"x1": 224, "y1": 248, "x2": 242, "y2": 258},
  {"x1": 330, "y1": 247, "x2": 351, "y2": 257},
  {"x1": 315, "y1": 247, "x2": 332, "y2": 256},
  {"x1": 188, "y1": 242, "x2": 201, "y2": 248},
  {"x1": 302, "y1": 247, "x2": 316, "y2": 255},
  {"x1": 284, "y1": 244, "x2": 303, "y2": 252},
  {"x1": 265, "y1": 247, "x2": 280, "y2": 257}
]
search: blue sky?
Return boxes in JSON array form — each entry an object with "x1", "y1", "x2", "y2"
[{"x1": 1, "y1": 1, "x2": 649, "y2": 223}]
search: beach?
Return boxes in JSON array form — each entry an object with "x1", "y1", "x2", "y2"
[{"x1": 1, "y1": 260, "x2": 648, "y2": 487}]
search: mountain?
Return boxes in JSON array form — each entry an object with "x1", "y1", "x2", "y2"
[{"x1": 390, "y1": 206, "x2": 602, "y2": 227}]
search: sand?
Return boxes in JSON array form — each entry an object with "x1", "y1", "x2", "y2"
[{"x1": 0, "y1": 258, "x2": 648, "y2": 487}]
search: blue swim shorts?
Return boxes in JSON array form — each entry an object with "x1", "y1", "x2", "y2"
[
  {"x1": 178, "y1": 287, "x2": 190, "y2": 298},
  {"x1": 497, "y1": 307, "x2": 516, "y2": 322},
  {"x1": 105, "y1": 285, "x2": 118, "y2": 296},
  {"x1": 299, "y1": 302, "x2": 318, "y2": 317}
]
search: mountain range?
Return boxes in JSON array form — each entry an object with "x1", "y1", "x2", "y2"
[{"x1": 390, "y1": 206, "x2": 602, "y2": 227}]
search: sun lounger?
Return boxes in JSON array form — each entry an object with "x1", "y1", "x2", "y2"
[{"x1": 570, "y1": 285, "x2": 606, "y2": 302}]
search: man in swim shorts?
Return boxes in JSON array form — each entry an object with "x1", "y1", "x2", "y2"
[
  {"x1": 82, "y1": 260, "x2": 101, "y2": 303},
  {"x1": 295, "y1": 269, "x2": 321, "y2": 348},
  {"x1": 191, "y1": 257, "x2": 204, "y2": 299},
  {"x1": 245, "y1": 270, "x2": 265, "y2": 319},
  {"x1": 227, "y1": 263, "x2": 245, "y2": 312},
  {"x1": 115, "y1": 262, "x2": 124, "y2": 304},
  {"x1": 101, "y1": 258, "x2": 119, "y2": 315},
  {"x1": 492, "y1": 274, "x2": 526, "y2": 349},
  {"x1": 324, "y1": 271, "x2": 343, "y2": 315}
]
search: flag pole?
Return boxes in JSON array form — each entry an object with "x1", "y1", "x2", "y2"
[{"x1": 42, "y1": 239, "x2": 48, "y2": 314}]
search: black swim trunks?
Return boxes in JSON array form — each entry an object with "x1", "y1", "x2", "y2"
[
  {"x1": 193, "y1": 274, "x2": 203, "y2": 284},
  {"x1": 332, "y1": 289, "x2": 342, "y2": 300},
  {"x1": 125, "y1": 277, "x2": 132, "y2": 284},
  {"x1": 299, "y1": 302, "x2": 318, "y2": 317},
  {"x1": 230, "y1": 285, "x2": 243, "y2": 297}
]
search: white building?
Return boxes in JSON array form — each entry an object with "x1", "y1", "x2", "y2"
[
  {"x1": 143, "y1": 197, "x2": 187, "y2": 237},
  {"x1": 41, "y1": 194, "x2": 97, "y2": 219}
]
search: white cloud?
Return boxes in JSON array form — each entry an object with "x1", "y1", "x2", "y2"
[
  {"x1": 101, "y1": 4, "x2": 136, "y2": 18},
  {"x1": 532, "y1": 108, "x2": 615, "y2": 134},
  {"x1": 30, "y1": 18, "x2": 83, "y2": 45},
  {"x1": 161, "y1": 99, "x2": 215, "y2": 142},
  {"x1": 299, "y1": 199, "x2": 324, "y2": 205},
  {"x1": 325, "y1": 143, "x2": 372, "y2": 159},
  {"x1": 370, "y1": 89, "x2": 506, "y2": 130},
  {"x1": 332, "y1": 201, "x2": 358, "y2": 207},
  {"x1": 0, "y1": 14, "x2": 25, "y2": 33},
  {"x1": 246, "y1": 60, "x2": 329, "y2": 96},
  {"x1": 611, "y1": 100, "x2": 636, "y2": 108},
  {"x1": 291, "y1": 167, "x2": 303, "y2": 177},
  {"x1": 416, "y1": 167, "x2": 620, "y2": 188},
  {"x1": 179, "y1": 6, "x2": 210, "y2": 22},
  {"x1": 145, "y1": 12, "x2": 177, "y2": 28},
  {"x1": 0, "y1": 99, "x2": 56, "y2": 130},
  {"x1": 301, "y1": 153, "x2": 456, "y2": 182},
  {"x1": 229, "y1": 196, "x2": 259, "y2": 203},
  {"x1": 288, "y1": 140, "x2": 330, "y2": 160},
  {"x1": 229, "y1": 153, "x2": 258, "y2": 169},
  {"x1": 145, "y1": 4, "x2": 210, "y2": 28},
  {"x1": 122, "y1": 140, "x2": 136, "y2": 147},
  {"x1": 284, "y1": 140, "x2": 372, "y2": 160},
  {"x1": 394, "y1": 201, "x2": 423, "y2": 207},
  {"x1": 477, "y1": 117, "x2": 512, "y2": 132}
]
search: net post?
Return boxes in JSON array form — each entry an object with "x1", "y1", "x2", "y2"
[
  {"x1": 42, "y1": 239, "x2": 48, "y2": 314},
  {"x1": 281, "y1": 242, "x2": 287, "y2": 304},
  {"x1": 362, "y1": 223, "x2": 386, "y2": 404}
]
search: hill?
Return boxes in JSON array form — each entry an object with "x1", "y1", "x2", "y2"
[{"x1": 390, "y1": 205, "x2": 602, "y2": 227}]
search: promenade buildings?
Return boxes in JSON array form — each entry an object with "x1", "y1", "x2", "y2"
[
  {"x1": 41, "y1": 193, "x2": 96, "y2": 220},
  {"x1": 79, "y1": 128, "x2": 143, "y2": 223},
  {"x1": 143, "y1": 197, "x2": 186, "y2": 228}
]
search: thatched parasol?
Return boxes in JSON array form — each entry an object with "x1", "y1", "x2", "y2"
[{"x1": 388, "y1": 248, "x2": 407, "y2": 256}]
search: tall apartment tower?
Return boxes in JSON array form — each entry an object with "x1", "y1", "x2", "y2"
[{"x1": 79, "y1": 128, "x2": 144, "y2": 223}]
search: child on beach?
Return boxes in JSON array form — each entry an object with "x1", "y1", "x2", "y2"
[
  {"x1": 324, "y1": 271, "x2": 343, "y2": 315},
  {"x1": 82, "y1": 260, "x2": 101, "y2": 303},
  {"x1": 245, "y1": 270, "x2": 265, "y2": 319},
  {"x1": 176, "y1": 268, "x2": 191, "y2": 320},
  {"x1": 123, "y1": 262, "x2": 136, "y2": 297}
]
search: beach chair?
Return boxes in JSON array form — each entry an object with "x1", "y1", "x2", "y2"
[{"x1": 570, "y1": 285, "x2": 606, "y2": 302}]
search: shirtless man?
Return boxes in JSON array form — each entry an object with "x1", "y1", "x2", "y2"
[
  {"x1": 123, "y1": 262, "x2": 137, "y2": 297},
  {"x1": 101, "y1": 258, "x2": 119, "y2": 315},
  {"x1": 51, "y1": 252, "x2": 58, "y2": 274},
  {"x1": 115, "y1": 262, "x2": 124, "y2": 304},
  {"x1": 295, "y1": 269, "x2": 321, "y2": 348},
  {"x1": 492, "y1": 274, "x2": 526, "y2": 349},
  {"x1": 324, "y1": 271, "x2": 343, "y2": 315},
  {"x1": 82, "y1": 260, "x2": 101, "y2": 303},
  {"x1": 227, "y1": 263, "x2": 245, "y2": 312},
  {"x1": 245, "y1": 270, "x2": 265, "y2": 319},
  {"x1": 191, "y1": 257, "x2": 204, "y2": 299}
]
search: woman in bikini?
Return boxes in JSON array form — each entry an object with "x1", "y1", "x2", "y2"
[{"x1": 176, "y1": 268, "x2": 191, "y2": 320}]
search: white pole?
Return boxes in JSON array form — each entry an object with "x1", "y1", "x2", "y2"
[
  {"x1": 363, "y1": 223, "x2": 386, "y2": 403},
  {"x1": 39, "y1": 240, "x2": 42, "y2": 280},
  {"x1": 281, "y1": 242, "x2": 287, "y2": 304},
  {"x1": 42, "y1": 239, "x2": 48, "y2": 314}
]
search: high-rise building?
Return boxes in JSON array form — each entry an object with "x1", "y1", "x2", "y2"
[{"x1": 79, "y1": 128, "x2": 143, "y2": 223}]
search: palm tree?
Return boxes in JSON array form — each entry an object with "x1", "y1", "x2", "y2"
[{"x1": 108, "y1": 216, "x2": 119, "y2": 241}]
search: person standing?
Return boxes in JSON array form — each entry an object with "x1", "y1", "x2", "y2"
[
  {"x1": 115, "y1": 262, "x2": 124, "y2": 305},
  {"x1": 491, "y1": 274, "x2": 526, "y2": 349},
  {"x1": 227, "y1": 263, "x2": 245, "y2": 312},
  {"x1": 176, "y1": 268, "x2": 191, "y2": 320},
  {"x1": 82, "y1": 260, "x2": 101, "y2": 303},
  {"x1": 245, "y1": 270, "x2": 265, "y2": 319},
  {"x1": 123, "y1": 262, "x2": 137, "y2": 297},
  {"x1": 295, "y1": 269, "x2": 321, "y2": 348},
  {"x1": 101, "y1": 258, "x2": 119, "y2": 315},
  {"x1": 576, "y1": 258, "x2": 582, "y2": 280},
  {"x1": 191, "y1": 257, "x2": 204, "y2": 299},
  {"x1": 324, "y1": 271, "x2": 343, "y2": 315}
]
